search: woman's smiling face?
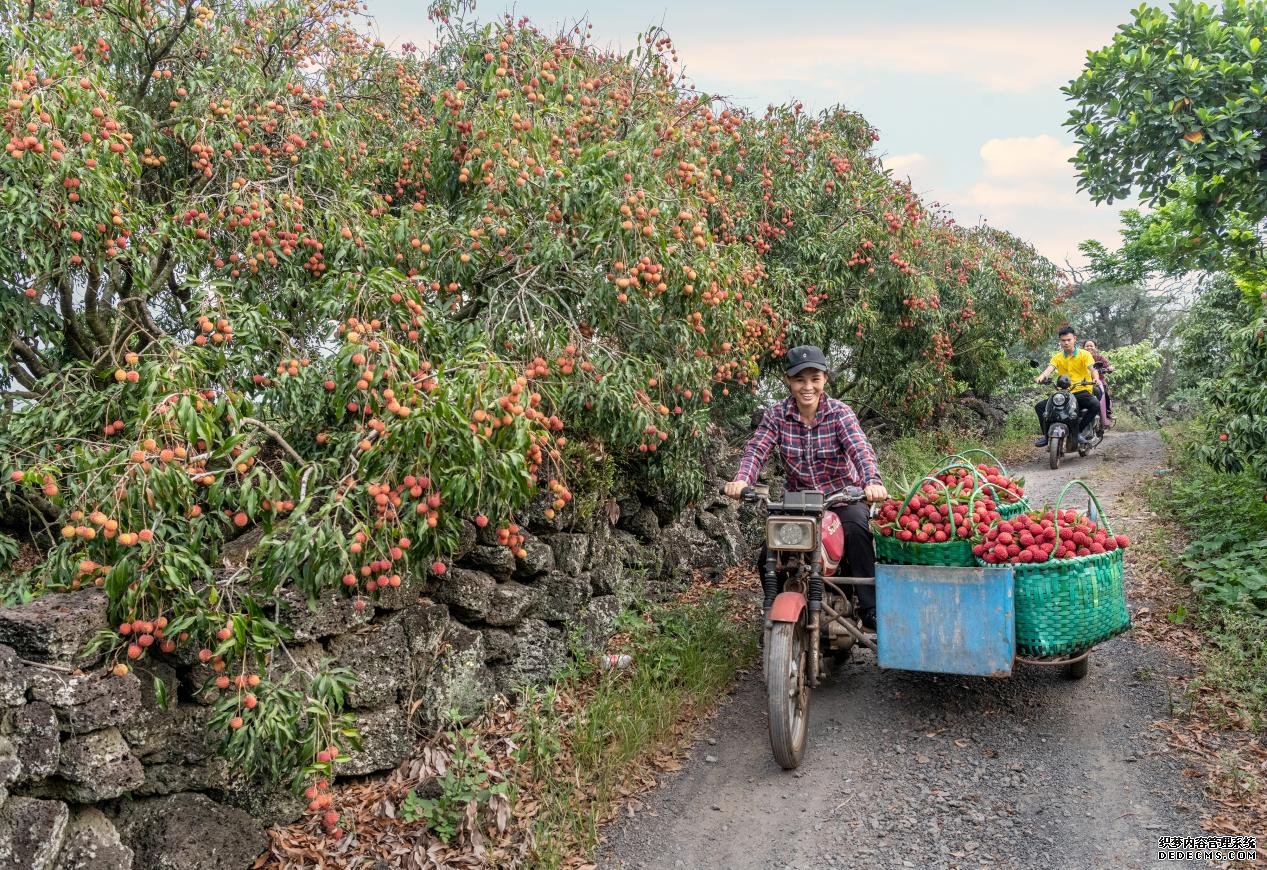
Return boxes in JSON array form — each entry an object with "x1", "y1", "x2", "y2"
[{"x1": 786, "y1": 369, "x2": 827, "y2": 412}]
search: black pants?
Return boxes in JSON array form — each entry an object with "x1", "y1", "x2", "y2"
[
  {"x1": 756, "y1": 502, "x2": 876, "y2": 613},
  {"x1": 1035, "y1": 391, "x2": 1099, "y2": 437}
]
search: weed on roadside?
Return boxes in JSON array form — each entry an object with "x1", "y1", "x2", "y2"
[
  {"x1": 1138, "y1": 427, "x2": 1267, "y2": 853},
  {"x1": 1146, "y1": 436, "x2": 1267, "y2": 730},
  {"x1": 400, "y1": 721, "x2": 512, "y2": 845},
  {"x1": 522, "y1": 593, "x2": 756, "y2": 866},
  {"x1": 1188, "y1": 609, "x2": 1267, "y2": 732}
]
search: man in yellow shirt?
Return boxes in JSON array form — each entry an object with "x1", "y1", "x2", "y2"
[{"x1": 1033, "y1": 326, "x2": 1100, "y2": 447}]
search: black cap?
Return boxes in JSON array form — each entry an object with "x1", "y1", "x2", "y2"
[{"x1": 785, "y1": 345, "x2": 828, "y2": 376}]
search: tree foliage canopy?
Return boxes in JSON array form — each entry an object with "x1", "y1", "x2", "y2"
[
  {"x1": 1066, "y1": 0, "x2": 1267, "y2": 484},
  {"x1": 1066, "y1": 0, "x2": 1267, "y2": 252}
]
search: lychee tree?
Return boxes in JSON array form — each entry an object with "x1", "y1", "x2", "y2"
[{"x1": 1, "y1": 0, "x2": 1063, "y2": 803}]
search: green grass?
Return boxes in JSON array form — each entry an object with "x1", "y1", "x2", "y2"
[
  {"x1": 515, "y1": 594, "x2": 757, "y2": 866},
  {"x1": 876, "y1": 432, "x2": 956, "y2": 488},
  {"x1": 1147, "y1": 426, "x2": 1267, "y2": 732}
]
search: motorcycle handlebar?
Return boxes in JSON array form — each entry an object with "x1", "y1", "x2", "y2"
[
  {"x1": 826, "y1": 487, "x2": 866, "y2": 506},
  {"x1": 717, "y1": 485, "x2": 761, "y2": 502},
  {"x1": 717, "y1": 486, "x2": 865, "y2": 506}
]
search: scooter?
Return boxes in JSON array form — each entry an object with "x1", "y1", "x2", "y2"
[{"x1": 1038, "y1": 374, "x2": 1104, "y2": 470}]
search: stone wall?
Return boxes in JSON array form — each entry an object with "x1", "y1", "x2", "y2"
[{"x1": 0, "y1": 491, "x2": 750, "y2": 869}]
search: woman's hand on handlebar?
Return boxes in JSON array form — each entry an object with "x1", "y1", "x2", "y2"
[
  {"x1": 864, "y1": 483, "x2": 888, "y2": 503},
  {"x1": 723, "y1": 479, "x2": 748, "y2": 500}
]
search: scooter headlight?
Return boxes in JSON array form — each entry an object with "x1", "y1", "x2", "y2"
[
  {"x1": 1051, "y1": 393, "x2": 1068, "y2": 407},
  {"x1": 767, "y1": 517, "x2": 816, "y2": 551}
]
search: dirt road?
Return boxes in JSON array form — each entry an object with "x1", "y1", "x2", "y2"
[{"x1": 598, "y1": 430, "x2": 1211, "y2": 870}]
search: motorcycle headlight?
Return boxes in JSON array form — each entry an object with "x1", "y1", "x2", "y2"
[
  {"x1": 767, "y1": 517, "x2": 816, "y2": 551},
  {"x1": 1051, "y1": 393, "x2": 1067, "y2": 406}
]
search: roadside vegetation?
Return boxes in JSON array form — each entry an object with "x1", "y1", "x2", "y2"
[
  {"x1": 1148, "y1": 429, "x2": 1267, "y2": 733},
  {"x1": 1129, "y1": 427, "x2": 1267, "y2": 844},
  {"x1": 1065, "y1": 3, "x2": 1267, "y2": 844}
]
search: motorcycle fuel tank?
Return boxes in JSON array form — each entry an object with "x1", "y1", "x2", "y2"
[{"x1": 820, "y1": 511, "x2": 843, "y2": 576}]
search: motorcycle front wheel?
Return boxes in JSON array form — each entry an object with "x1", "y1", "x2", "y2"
[
  {"x1": 1048, "y1": 434, "x2": 1062, "y2": 470},
  {"x1": 766, "y1": 620, "x2": 810, "y2": 770}
]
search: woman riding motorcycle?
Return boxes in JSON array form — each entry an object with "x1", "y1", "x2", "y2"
[
  {"x1": 723, "y1": 345, "x2": 888, "y2": 628},
  {"x1": 1082, "y1": 339, "x2": 1114, "y2": 426}
]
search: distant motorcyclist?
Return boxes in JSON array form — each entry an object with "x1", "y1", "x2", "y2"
[
  {"x1": 1033, "y1": 326, "x2": 1099, "y2": 447},
  {"x1": 1083, "y1": 339, "x2": 1114, "y2": 426}
]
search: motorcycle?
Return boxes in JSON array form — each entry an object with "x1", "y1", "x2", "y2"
[
  {"x1": 1032, "y1": 362, "x2": 1107, "y2": 470},
  {"x1": 731, "y1": 482, "x2": 1095, "y2": 772},
  {"x1": 727, "y1": 484, "x2": 872, "y2": 769}
]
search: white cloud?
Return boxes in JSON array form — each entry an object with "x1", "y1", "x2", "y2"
[
  {"x1": 944, "y1": 134, "x2": 1119, "y2": 266},
  {"x1": 978, "y1": 135, "x2": 1078, "y2": 180},
  {"x1": 962, "y1": 179, "x2": 1080, "y2": 212},
  {"x1": 678, "y1": 25, "x2": 1097, "y2": 95},
  {"x1": 883, "y1": 152, "x2": 926, "y2": 175}
]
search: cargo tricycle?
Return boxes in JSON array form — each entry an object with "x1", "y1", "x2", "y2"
[{"x1": 737, "y1": 483, "x2": 1113, "y2": 770}]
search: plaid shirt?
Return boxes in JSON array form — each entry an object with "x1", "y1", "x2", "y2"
[{"x1": 736, "y1": 397, "x2": 882, "y2": 493}]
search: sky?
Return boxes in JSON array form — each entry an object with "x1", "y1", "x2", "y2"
[{"x1": 365, "y1": 0, "x2": 1139, "y2": 269}]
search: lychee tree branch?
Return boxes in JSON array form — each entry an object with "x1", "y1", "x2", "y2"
[
  {"x1": 5, "y1": 358, "x2": 37, "y2": 391},
  {"x1": 83, "y1": 269, "x2": 112, "y2": 347},
  {"x1": 133, "y1": 2, "x2": 197, "y2": 105},
  {"x1": 8, "y1": 337, "x2": 49, "y2": 380},
  {"x1": 239, "y1": 416, "x2": 307, "y2": 467},
  {"x1": 57, "y1": 274, "x2": 94, "y2": 361}
]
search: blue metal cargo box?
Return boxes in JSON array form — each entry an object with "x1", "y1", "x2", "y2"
[{"x1": 875, "y1": 564, "x2": 1015, "y2": 677}]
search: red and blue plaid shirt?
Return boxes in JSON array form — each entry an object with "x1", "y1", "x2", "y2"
[{"x1": 736, "y1": 396, "x2": 882, "y2": 493}]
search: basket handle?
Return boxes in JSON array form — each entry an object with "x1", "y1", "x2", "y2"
[
  {"x1": 932, "y1": 463, "x2": 988, "y2": 496},
  {"x1": 939, "y1": 448, "x2": 1009, "y2": 476},
  {"x1": 933, "y1": 459, "x2": 1020, "y2": 507},
  {"x1": 1051, "y1": 479, "x2": 1113, "y2": 537},
  {"x1": 894, "y1": 474, "x2": 976, "y2": 525}
]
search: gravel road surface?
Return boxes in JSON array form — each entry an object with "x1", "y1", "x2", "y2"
[{"x1": 598, "y1": 429, "x2": 1211, "y2": 870}]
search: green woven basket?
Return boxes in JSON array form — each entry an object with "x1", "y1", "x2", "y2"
[
  {"x1": 978, "y1": 480, "x2": 1131, "y2": 657},
  {"x1": 873, "y1": 475, "x2": 979, "y2": 567},
  {"x1": 1012, "y1": 548, "x2": 1129, "y2": 656},
  {"x1": 875, "y1": 532, "x2": 976, "y2": 566},
  {"x1": 997, "y1": 498, "x2": 1031, "y2": 520}
]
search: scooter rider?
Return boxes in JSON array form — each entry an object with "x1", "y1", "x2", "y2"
[
  {"x1": 1034, "y1": 326, "x2": 1099, "y2": 447},
  {"x1": 723, "y1": 345, "x2": 889, "y2": 628}
]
